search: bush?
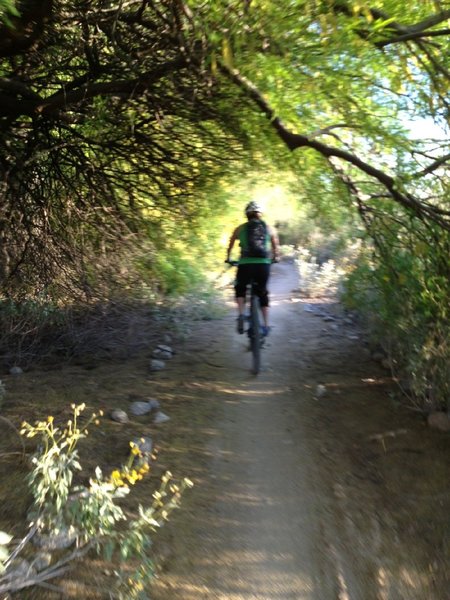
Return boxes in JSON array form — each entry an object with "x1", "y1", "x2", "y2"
[
  {"x1": 0, "y1": 405, "x2": 192, "y2": 598},
  {"x1": 342, "y1": 245, "x2": 450, "y2": 412}
]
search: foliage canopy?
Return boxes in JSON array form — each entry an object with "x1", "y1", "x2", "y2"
[{"x1": 0, "y1": 0, "x2": 448, "y2": 300}]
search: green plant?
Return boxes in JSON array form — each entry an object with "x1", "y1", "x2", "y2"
[
  {"x1": 0, "y1": 404, "x2": 192, "y2": 597},
  {"x1": 342, "y1": 240, "x2": 450, "y2": 412},
  {"x1": 296, "y1": 248, "x2": 345, "y2": 298}
]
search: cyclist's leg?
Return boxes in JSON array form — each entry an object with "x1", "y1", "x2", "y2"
[
  {"x1": 235, "y1": 265, "x2": 251, "y2": 334},
  {"x1": 253, "y1": 264, "x2": 270, "y2": 331}
]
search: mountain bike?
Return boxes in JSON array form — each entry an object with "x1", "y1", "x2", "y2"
[{"x1": 227, "y1": 260, "x2": 265, "y2": 375}]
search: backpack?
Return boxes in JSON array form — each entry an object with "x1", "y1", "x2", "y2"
[{"x1": 243, "y1": 219, "x2": 269, "y2": 258}]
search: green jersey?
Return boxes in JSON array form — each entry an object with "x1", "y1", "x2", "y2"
[{"x1": 238, "y1": 220, "x2": 272, "y2": 265}]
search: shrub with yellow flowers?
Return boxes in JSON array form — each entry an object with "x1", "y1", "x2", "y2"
[{"x1": 0, "y1": 404, "x2": 193, "y2": 598}]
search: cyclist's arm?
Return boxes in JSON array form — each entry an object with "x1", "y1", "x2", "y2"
[
  {"x1": 269, "y1": 227, "x2": 281, "y2": 262},
  {"x1": 226, "y1": 225, "x2": 241, "y2": 262}
]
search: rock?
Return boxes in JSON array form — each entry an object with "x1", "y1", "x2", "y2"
[
  {"x1": 150, "y1": 359, "x2": 166, "y2": 371},
  {"x1": 153, "y1": 411, "x2": 170, "y2": 424},
  {"x1": 9, "y1": 366, "x2": 23, "y2": 376},
  {"x1": 163, "y1": 334, "x2": 172, "y2": 344},
  {"x1": 323, "y1": 316, "x2": 336, "y2": 322},
  {"x1": 33, "y1": 526, "x2": 77, "y2": 550},
  {"x1": 129, "y1": 401, "x2": 153, "y2": 416},
  {"x1": 427, "y1": 412, "x2": 450, "y2": 432},
  {"x1": 315, "y1": 384, "x2": 327, "y2": 398},
  {"x1": 157, "y1": 344, "x2": 173, "y2": 354},
  {"x1": 110, "y1": 409, "x2": 129, "y2": 424}
]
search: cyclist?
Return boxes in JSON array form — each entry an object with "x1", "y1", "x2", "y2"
[{"x1": 226, "y1": 201, "x2": 280, "y2": 335}]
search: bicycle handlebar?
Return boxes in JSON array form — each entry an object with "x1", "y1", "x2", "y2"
[{"x1": 225, "y1": 259, "x2": 279, "y2": 266}]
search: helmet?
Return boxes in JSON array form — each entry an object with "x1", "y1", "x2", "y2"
[{"x1": 245, "y1": 201, "x2": 262, "y2": 215}]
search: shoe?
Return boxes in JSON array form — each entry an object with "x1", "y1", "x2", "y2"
[
  {"x1": 261, "y1": 325, "x2": 270, "y2": 337},
  {"x1": 237, "y1": 315, "x2": 245, "y2": 334}
]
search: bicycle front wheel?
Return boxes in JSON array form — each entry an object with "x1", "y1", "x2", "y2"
[{"x1": 250, "y1": 292, "x2": 261, "y2": 374}]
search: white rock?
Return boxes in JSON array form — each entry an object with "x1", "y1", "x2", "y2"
[
  {"x1": 129, "y1": 401, "x2": 153, "y2": 416},
  {"x1": 150, "y1": 359, "x2": 166, "y2": 371},
  {"x1": 315, "y1": 384, "x2": 327, "y2": 398},
  {"x1": 157, "y1": 344, "x2": 173, "y2": 354},
  {"x1": 110, "y1": 409, "x2": 129, "y2": 424},
  {"x1": 153, "y1": 411, "x2": 170, "y2": 424}
]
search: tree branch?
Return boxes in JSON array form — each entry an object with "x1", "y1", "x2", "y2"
[
  {"x1": 0, "y1": 56, "x2": 188, "y2": 118},
  {"x1": 332, "y1": 1, "x2": 450, "y2": 47},
  {"x1": 221, "y1": 63, "x2": 450, "y2": 230}
]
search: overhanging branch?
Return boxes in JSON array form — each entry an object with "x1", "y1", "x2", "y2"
[{"x1": 220, "y1": 63, "x2": 450, "y2": 231}]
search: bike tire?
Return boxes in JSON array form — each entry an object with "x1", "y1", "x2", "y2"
[{"x1": 250, "y1": 292, "x2": 261, "y2": 374}]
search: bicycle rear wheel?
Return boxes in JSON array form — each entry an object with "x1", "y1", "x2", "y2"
[{"x1": 250, "y1": 292, "x2": 261, "y2": 374}]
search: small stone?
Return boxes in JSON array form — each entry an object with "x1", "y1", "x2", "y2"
[
  {"x1": 157, "y1": 344, "x2": 173, "y2": 354},
  {"x1": 427, "y1": 412, "x2": 450, "y2": 432},
  {"x1": 153, "y1": 411, "x2": 170, "y2": 424},
  {"x1": 323, "y1": 316, "x2": 336, "y2": 322},
  {"x1": 150, "y1": 359, "x2": 166, "y2": 371},
  {"x1": 110, "y1": 409, "x2": 129, "y2": 424},
  {"x1": 9, "y1": 366, "x2": 23, "y2": 376},
  {"x1": 315, "y1": 384, "x2": 327, "y2": 398},
  {"x1": 129, "y1": 401, "x2": 153, "y2": 417},
  {"x1": 163, "y1": 334, "x2": 172, "y2": 344}
]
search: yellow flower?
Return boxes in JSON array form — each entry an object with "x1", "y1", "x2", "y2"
[{"x1": 47, "y1": 416, "x2": 54, "y2": 423}]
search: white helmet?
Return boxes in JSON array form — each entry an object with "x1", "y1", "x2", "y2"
[{"x1": 245, "y1": 201, "x2": 262, "y2": 215}]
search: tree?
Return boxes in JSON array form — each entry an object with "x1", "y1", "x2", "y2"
[
  {"x1": 0, "y1": 0, "x2": 449, "y2": 300},
  {"x1": 0, "y1": 1, "x2": 245, "y2": 299}
]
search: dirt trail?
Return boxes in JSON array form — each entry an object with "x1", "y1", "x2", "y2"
[
  {"x1": 1, "y1": 261, "x2": 448, "y2": 599},
  {"x1": 150, "y1": 261, "x2": 450, "y2": 600}
]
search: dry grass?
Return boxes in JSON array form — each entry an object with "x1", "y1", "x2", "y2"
[{"x1": 0, "y1": 310, "x2": 222, "y2": 599}]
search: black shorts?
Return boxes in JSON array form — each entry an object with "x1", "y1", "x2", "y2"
[{"x1": 235, "y1": 263, "x2": 270, "y2": 308}]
